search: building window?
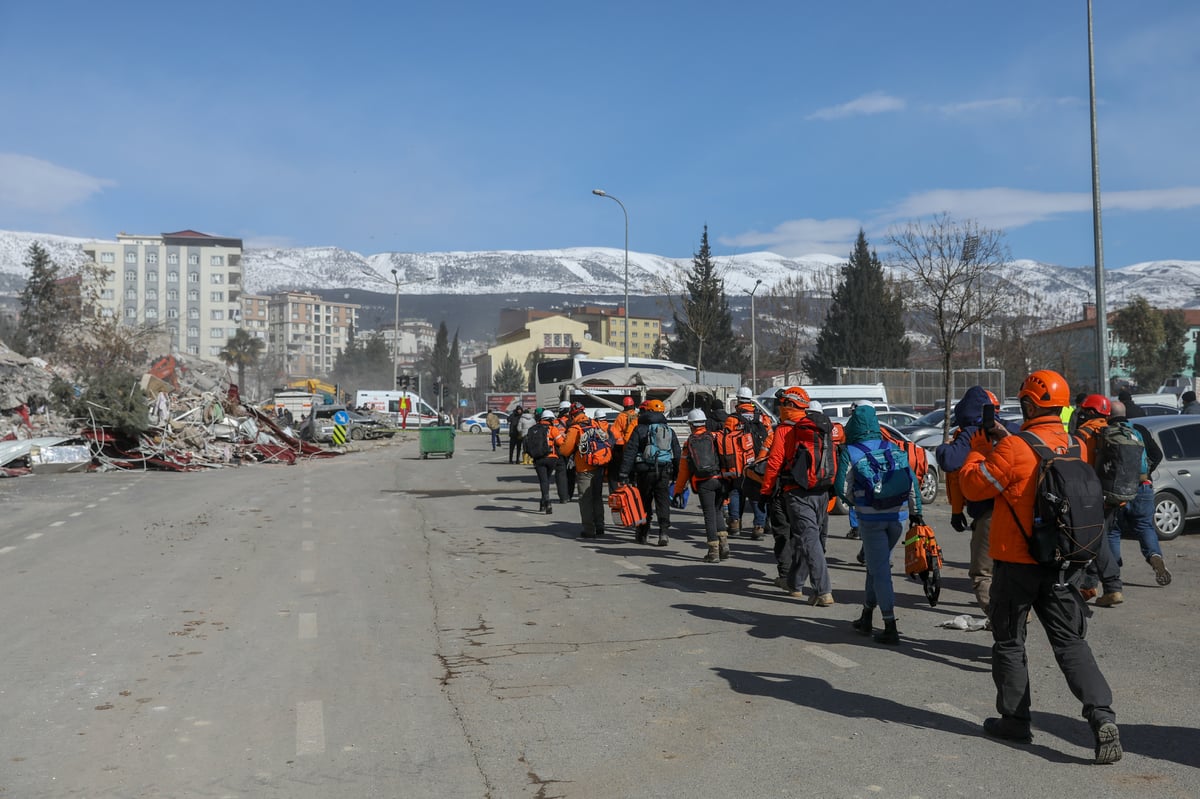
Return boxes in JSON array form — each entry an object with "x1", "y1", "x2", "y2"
[
  {"x1": 145, "y1": 289, "x2": 157, "y2": 301},
  {"x1": 564, "y1": 333, "x2": 573, "y2": 347},
  {"x1": 209, "y1": 346, "x2": 223, "y2": 356},
  {"x1": 147, "y1": 252, "x2": 158, "y2": 265},
  {"x1": 188, "y1": 254, "x2": 199, "y2": 265},
  {"x1": 167, "y1": 308, "x2": 179, "y2": 319},
  {"x1": 125, "y1": 270, "x2": 137, "y2": 282},
  {"x1": 211, "y1": 310, "x2": 224, "y2": 320},
  {"x1": 125, "y1": 308, "x2": 137, "y2": 318},
  {"x1": 168, "y1": 253, "x2": 178, "y2": 265},
  {"x1": 146, "y1": 270, "x2": 158, "y2": 282},
  {"x1": 187, "y1": 326, "x2": 199, "y2": 338},
  {"x1": 100, "y1": 308, "x2": 114, "y2": 317},
  {"x1": 188, "y1": 272, "x2": 200, "y2": 283},
  {"x1": 167, "y1": 289, "x2": 178, "y2": 301},
  {"x1": 210, "y1": 328, "x2": 225, "y2": 339},
  {"x1": 211, "y1": 291, "x2": 224, "y2": 302},
  {"x1": 189, "y1": 308, "x2": 200, "y2": 319},
  {"x1": 167, "y1": 270, "x2": 178, "y2": 282},
  {"x1": 187, "y1": 289, "x2": 199, "y2": 301},
  {"x1": 100, "y1": 288, "x2": 114, "y2": 300},
  {"x1": 168, "y1": 326, "x2": 177, "y2": 339},
  {"x1": 125, "y1": 252, "x2": 137, "y2": 264},
  {"x1": 187, "y1": 345, "x2": 198, "y2": 355},
  {"x1": 210, "y1": 255, "x2": 224, "y2": 266},
  {"x1": 125, "y1": 289, "x2": 136, "y2": 300},
  {"x1": 100, "y1": 252, "x2": 115, "y2": 264},
  {"x1": 210, "y1": 272, "x2": 224, "y2": 283},
  {"x1": 145, "y1": 308, "x2": 158, "y2": 319}
]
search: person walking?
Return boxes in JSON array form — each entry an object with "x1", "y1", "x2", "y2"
[
  {"x1": 516, "y1": 408, "x2": 536, "y2": 464},
  {"x1": 554, "y1": 401, "x2": 576, "y2": 502},
  {"x1": 726, "y1": 388, "x2": 773, "y2": 541},
  {"x1": 674, "y1": 409, "x2": 728, "y2": 562},
  {"x1": 761, "y1": 388, "x2": 835, "y2": 605},
  {"x1": 526, "y1": 410, "x2": 564, "y2": 514},
  {"x1": 486, "y1": 408, "x2": 502, "y2": 451},
  {"x1": 558, "y1": 402, "x2": 608, "y2": 539},
  {"x1": 959, "y1": 369, "x2": 1122, "y2": 764},
  {"x1": 836, "y1": 402, "x2": 920, "y2": 639},
  {"x1": 1072, "y1": 395, "x2": 1126, "y2": 606},
  {"x1": 508, "y1": 406, "x2": 525, "y2": 464},
  {"x1": 1105, "y1": 399, "x2": 1172, "y2": 587},
  {"x1": 619, "y1": 398, "x2": 680, "y2": 546},
  {"x1": 609, "y1": 396, "x2": 639, "y2": 493}
]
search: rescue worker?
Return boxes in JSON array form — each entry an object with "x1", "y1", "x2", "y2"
[
  {"x1": 1073, "y1": 395, "x2": 1125, "y2": 606},
  {"x1": 958, "y1": 369, "x2": 1121, "y2": 765},
  {"x1": 558, "y1": 402, "x2": 607, "y2": 539},
  {"x1": 609, "y1": 396, "x2": 639, "y2": 492},
  {"x1": 727, "y1": 387, "x2": 773, "y2": 540},
  {"x1": 530, "y1": 409, "x2": 564, "y2": 514},
  {"x1": 618, "y1": 398, "x2": 680, "y2": 547},
  {"x1": 1106, "y1": 400, "x2": 1171, "y2": 587},
  {"x1": 555, "y1": 400, "x2": 576, "y2": 502},
  {"x1": 674, "y1": 408, "x2": 728, "y2": 562}
]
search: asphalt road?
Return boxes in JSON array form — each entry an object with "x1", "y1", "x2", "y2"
[{"x1": 1, "y1": 431, "x2": 1196, "y2": 798}]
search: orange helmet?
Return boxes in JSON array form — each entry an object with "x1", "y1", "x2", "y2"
[
  {"x1": 778, "y1": 386, "x2": 810, "y2": 409},
  {"x1": 1019, "y1": 369, "x2": 1070, "y2": 408},
  {"x1": 985, "y1": 389, "x2": 1000, "y2": 407},
  {"x1": 642, "y1": 399, "x2": 665, "y2": 413},
  {"x1": 1081, "y1": 394, "x2": 1111, "y2": 417},
  {"x1": 831, "y1": 422, "x2": 845, "y2": 445}
]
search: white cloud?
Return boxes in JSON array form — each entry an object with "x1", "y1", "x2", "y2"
[
  {"x1": 807, "y1": 91, "x2": 905, "y2": 121},
  {"x1": 938, "y1": 97, "x2": 1027, "y2": 115},
  {"x1": 0, "y1": 153, "x2": 115, "y2": 213},
  {"x1": 720, "y1": 217, "x2": 863, "y2": 257}
]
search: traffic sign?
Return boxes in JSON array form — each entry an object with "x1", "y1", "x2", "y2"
[{"x1": 333, "y1": 409, "x2": 350, "y2": 426}]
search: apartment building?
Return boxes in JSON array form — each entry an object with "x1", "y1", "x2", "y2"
[
  {"x1": 266, "y1": 291, "x2": 359, "y2": 377},
  {"x1": 82, "y1": 230, "x2": 245, "y2": 362},
  {"x1": 240, "y1": 293, "x2": 270, "y2": 348},
  {"x1": 565, "y1": 306, "x2": 662, "y2": 358}
]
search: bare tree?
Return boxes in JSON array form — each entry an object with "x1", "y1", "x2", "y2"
[
  {"x1": 888, "y1": 213, "x2": 1013, "y2": 435},
  {"x1": 757, "y1": 269, "x2": 839, "y2": 381}
]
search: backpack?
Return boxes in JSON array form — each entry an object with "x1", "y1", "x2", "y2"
[
  {"x1": 1095, "y1": 422, "x2": 1144, "y2": 505},
  {"x1": 787, "y1": 414, "x2": 835, "y2": 490},
  {"x1": 903, "y1": 522, "x2": 943, "y2": 606},
  {"x1": 746, "y1": 416, "x2": 769, "y2": 457},
  {"x1": 1013, "y1": 431, "x2": 1106, "y2": 567},
  {"x1": 640, "y1": 422, "x2": 674, "y2": 467},
  {"x1": 686, "y1": 430, "x2": 721, "y2": 479},
  {"x1": 881, "y1": 426, "x2": 928, "y2": 483},
  {"x1": 524, "y1": 423, "x2": 552, "y2": 459},
  {"x1": 577, "y1": 422, "x2": 613, "y2": 467},
  {"x1": 850, "y1": 441, "x2": 914, "y2": 509},
  {"x1": 719, "y1": 422, "x2": 754, "y2": 478}
]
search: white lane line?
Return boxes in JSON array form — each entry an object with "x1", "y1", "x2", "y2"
[
  {"x1": 0, "y1": 546, "x2": 15, "y2": 555},
  {"x1": 25, "y1": 533, "x2": 43, "y2": 540},
  {"x1": 614, "y1": 559, "x2": 642, "y2": 570},
  {"x1": 85, "y1": 503, "x2": 97, "y2": 509},
  {"x1": 302, "y1": 495, "x2": 312, "y2": 504},
  {"x1": 803, "y1": 645, "x2": 859, "y2": 669},
  {"x1": 98, "y1": 497, "x2": 108, "y2": 502},
  {"x1": 69, "y1": 511, "x2": 83, "y2": 517},
  {"x1": 109, "y1": 491, "x2": 121, "y2": 496},
  {"x1": 295, "y1": 700, "x2": 325, "y2": 756},
  {"x1": 301, "y1": 520, "x2": 313, "y2": 529},
  {"x1": 927, "y1": 702, "x2": 983, "y2": 725},
  {"x1": 49, "y1": 521, "x2": 66, "y2": 528},
  {"x1": 302, "y1": 541, "x2": 315, "y2": 552},
  {"x1": 300, "y1": 569, "x2": 315, "y2": 584},
  {"x1": 298, "y1": 613, "x2": 318, "y2": 640}
]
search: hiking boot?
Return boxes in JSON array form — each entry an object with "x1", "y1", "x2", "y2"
[
  {"x1": 1150, "y1": 554, "x2": 1172, "y2": 586},
  {"x1": 852, "y1": 606, "x2": 874, "y2": 635},
  {"x1": 1095, "y1": 591, "x2": 1124, "y2": 607},
  {"x1": 703, "y1": 543, "x2": 720, "y2": 563},
  {"x1": 1093, "y1": 720, "x2": 1122, "y2": 765},
  {"x1": 809, "y1": 593, "x2": 835, "y2": 607},
  {"x1": 718, "y1": 534, "x2": 730, "y2": 560},
  {"x1": 655, "y1": 531, "x2": 669, "y2": 547},
  {"x1": 580, "y1": 531, "x2": 597, "y2": 539},
  {"x1": 790, "y1": 590, "x2": 806, "y2": 600},
  {"x1": 873, "y1": 618, "x2": 900, "y2": 645},
  {"x1": 856, "y1": 548, "x2": 865, "y2": 566},
  {"x1": 635, "y1": 524, "x2": 649, "y2": 545},
  {"x1": 545, "y1": 502, "x2": 553, "y2": 515},
  {"x1": 728, "y1": 519, "x2": 741, "y2": 537},
  {"x1": 773, "y1": 576, "x2": 789, "y2": 591},
  {"x1": 1079, "y1": 587, "x2": 1099, "y2": 602},
  {"x1": 847, "y1": 527, "x2": 860, "y2": 540},
  {"x1": 750, "y1": 525, "x2": 765, "y2": 541},
  {"x1": 983, "y1": 716, "x2": 1033, "y2": 744}
]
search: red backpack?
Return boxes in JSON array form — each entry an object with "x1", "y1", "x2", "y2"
[
  {"x1": 880, "y1": 426, "x2": 928, "y2": 483},
  {"x1": 787, "y1": 414, "x2": 836, "y2": 490},
  {"x1": 719, "y1": 421, "x2": 754, "y2": 479}
]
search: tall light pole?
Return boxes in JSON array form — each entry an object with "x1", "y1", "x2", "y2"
[
  {"x1": 743, "y1": 279, "x2": 762, "y2": 394},
  {"x1": 390, "y1": 268, "x2": 401, "y2": 391},
  {"x1": 592, "y1": 189, "x2": 629, "y2": 367},
  {"x1": 1087, "y1": 0, "x2": 1109, "y2": 393}
]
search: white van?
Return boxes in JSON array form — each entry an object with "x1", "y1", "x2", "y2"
[{"x1": 754, "y1": 383, "x2": 889, "y2": 421}]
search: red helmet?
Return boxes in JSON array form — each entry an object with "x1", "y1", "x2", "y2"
[
  {"x1": 569, "y1": 401, "x2": 587, "y2": 416},
  {"x1": 1081, "y1": 394, "x2": 1111, "y2": 417},
  {"x1": 1019, "y1": 369, "x2": 1070, "y2": 408},
  {"x1": 622, "y1": 396, "x2": 635, "y2": 407}
]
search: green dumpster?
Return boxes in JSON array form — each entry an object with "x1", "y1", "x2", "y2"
[{"x1": 419, "y1": 425, "x2": 456, "y2": 459}]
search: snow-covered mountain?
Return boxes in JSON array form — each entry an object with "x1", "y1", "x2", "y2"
[{"x1": 0, "y1": 229, "x2": 1197, "y2": 314}]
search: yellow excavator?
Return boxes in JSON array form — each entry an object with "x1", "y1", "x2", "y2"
[{"x1": 287, "y1": 378, "x2": 343, "y2": 405}]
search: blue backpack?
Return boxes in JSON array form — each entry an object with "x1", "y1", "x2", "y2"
[
  {"x1": 640, "y1": 422, "x2": 674, "y2": 467},
  {"x1": 850, "y1": 441, "x2": 913, "y2": 509}
]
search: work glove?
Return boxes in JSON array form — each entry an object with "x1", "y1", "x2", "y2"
[
  {"x1": 910, "y1": 513, "x2": 925, "y2": 527},
  {"x1": 671, "y1": 494, "x2": 685, "y2": 509},
  {"x1": 951, "y1": 513, "x2": 969, "y2": 532}
]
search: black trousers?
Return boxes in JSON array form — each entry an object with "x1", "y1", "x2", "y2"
[
  {"x1": 768, "y1": 492, "x2": 790, "y2": 577},
  {"x1": 635, "y1": 465, "x2": 672, "y2": 532},
  {"x1": 990, "y1": 560, "x2": 1115, "y2": 727},
  {"x1": 556, "y1": 460, "x2": 575, "y2": 502},
  {"x1": 695, "y1": 477, "x2": 724, "y2": 543},
  {"x1": 534, "y1": 458, "x2": 558, "y2": 505},
  {"x1": 609, "y1": 445, "x2": 625, "y2": 492},
  {"x1": 508, "y1": 436, "x2": 522, "y2": 464}
]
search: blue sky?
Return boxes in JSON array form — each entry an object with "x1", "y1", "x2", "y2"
[{"x1": 1, "y1": 1, "x2": 1197, "y2": 268}]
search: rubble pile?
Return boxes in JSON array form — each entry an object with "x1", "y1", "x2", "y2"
[{"x1": 1, "y1": 345, "x2": 343, "y2": 476}]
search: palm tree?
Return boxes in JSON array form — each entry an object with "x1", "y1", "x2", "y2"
[{"x1": 219, "y1": 329, "x2": 266, "y2": 394}]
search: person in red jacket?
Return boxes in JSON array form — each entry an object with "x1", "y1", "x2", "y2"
[{"x1": 958, "y1": 369, "x2": 1121, "y2": 765}]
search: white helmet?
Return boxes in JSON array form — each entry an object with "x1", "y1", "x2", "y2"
[
  {"x1": 808, "y1": 400, "x2": 823, "y2": 412},
  {"x1": 557, "y1": 400, "x2": 571, "y2": 411},
  {"x1": 737, "y1": 386, "x2": 754, "y2": 400},
  {"x1": 687, "y1": 408, "x2": 707, "y2": 425},
  {"x1": 592, "y1": 408, "x2": 607, "y2": 420},
  {"x1": 540, "y1": 409, "x2": 555, "y2": 421}
]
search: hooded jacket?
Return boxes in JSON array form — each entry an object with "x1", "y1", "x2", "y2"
[
  {"x1": 834, "y1": 404, "x2": 921, "y2": 521},
  {"x1": 619, "y1": 410, "x2": 681, "y2": 479},
  {"x1": 936, "y1": 386, "x2": 1021, "y2": 519},
  {"x1": 558, "y1": 410, "x2": 603, "y2": 472}
]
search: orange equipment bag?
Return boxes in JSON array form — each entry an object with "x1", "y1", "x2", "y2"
[
  {"x1": 608, "y1": 484, "x2": 648, "y2": 528},
  {"x1": 904, "y1": 522, "x2": 943, "y2": 606}
]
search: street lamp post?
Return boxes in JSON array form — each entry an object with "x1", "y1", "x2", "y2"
[
  {"x1": 743, "y1": 279, "x2": 762, "y2": 394},
  {"x1": 592, "y1": 189, "x2": 629, "y2": 367},
  {"x1": 390, "y1": 268, "x2": 401, "y2": 392}
]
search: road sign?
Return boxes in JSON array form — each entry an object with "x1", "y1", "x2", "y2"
[{"x1": 333, "y1": 409, "x2": 350, "y2": 426}]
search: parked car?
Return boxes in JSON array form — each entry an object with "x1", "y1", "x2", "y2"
[
  {"x1": 299, "y1": 405, "x2": 392, "y2": 442},
  {"x1": 346, "y1": 410, "x2": 395, "y2": 440},
  {"x1": 1138, "y1": 404, "x2": 1179, "y2": 417},
  {"x1": 1131, "y1": 415, "x2": 1200, "y2": 540},
  {"x1": 876, "y1": 410, "x2": 920, "y2": 428},
  {"x1": 899, "y1": 408, "x2": 947, "y2": 442},
  {"x1": 828, "y1": 420, "x2": 939, "y2": 513},
  {"x1": 461, "y1": 412, "x2": 509, "y2": 434}
]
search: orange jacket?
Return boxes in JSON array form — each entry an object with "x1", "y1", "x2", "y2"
[
  {"x1": 959, "y1": 415, "x2": 1091, "y2": 565},
  {"x1": 612, "y1": 408, "x2": 638, "y2": 446},
  {"x1": 534, "y1": 419, "x2": 564, "y2": 460},
  {"x1": 673, "y1": 430, "x2": 721, "y2": 494},
  {"x1": 1073, "y1": 417, "x2": 1107, "y2": 469},
  {"x1": 759, "y1": 420, "x2": 798, "y2": 496},
  {"x1": 557, "y1": 412, "x2": 602, "y2": 472}
]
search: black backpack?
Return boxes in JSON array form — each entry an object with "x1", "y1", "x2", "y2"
[
  {"x1": 524, "y1": 424, "x2": 552, "y2": 459},
  {"x1": 687, "y1": 430, "x2": 721, "y2": 479},
  {"x1": 1095, "y1": 422, "x2": 1144, "y2": 505},
  {"x1": 1013, "y1": 431, "x2": 1107, "y2": 567}
]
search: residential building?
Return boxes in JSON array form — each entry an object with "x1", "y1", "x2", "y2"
[
  {"x1": 240, "y1": 293, "x2": 270, "y2": 348},
  {"x1": 266, "y1": 291, "x2": 359, "y2": 378},
  {"x1": 562, "y1": 305, "x2": 664, "y2": 359},
  {"x1": 474, "y1": 313, "x2": 623, "y2": 393},
  {"x1": 82, "y1": 230, "x2": 244, "y2": 362}
]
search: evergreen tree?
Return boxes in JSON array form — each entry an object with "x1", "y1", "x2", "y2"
[
  {"x1": 803, "y1": 230, "x2": 909, "y2": 383},
  {"x1": 17, "y1": 242, "x2": 64, "y2": 356},
  {"x1": 448, "y1": 330, "x2": 462, "y2": 399},
  {"x1": 1110, "y1": 296, "x2": 1187, "y2": 391},
  {"x1": 667, "y1": 226, "x2": 746, "y2": 373},
  {"x1": 493, "y1": 354, "x2": 526, "y2": 392}
]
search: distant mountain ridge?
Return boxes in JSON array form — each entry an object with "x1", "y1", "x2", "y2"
[{"x1": 0, "y1": 229, "x2": 1198, "y2": 315}]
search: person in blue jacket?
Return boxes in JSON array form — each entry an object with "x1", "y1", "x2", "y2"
[{"x1": 935, "y1": 386, "x2": 1021, "y2": 616}]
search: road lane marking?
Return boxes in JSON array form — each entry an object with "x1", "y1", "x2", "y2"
[
  {"x1": 296, "y1": 700, "x2": 325, "y2": 756},
  {"x1": 26, "y1": 533, "x2": 43, "y2": 540},
  {"x1": 614, "y1": 559, "x2": 642, "y2": 570},
  {"x1": 302, "y1": 495, "x2": 312, "y2": 504},
  {"x1": 85, "y1": 503, "x2": 97, "y2": 508},
  {"x1": 0, "y1": 546, "x2": 15, "y2": 555},
  {"x1": 302, "y1": 520, "x2": 313, "y2": 529},
  {"x1": 803, "y1": 645, "x2": 859, "y2": 669},
  {"x1": 300, "y1": 569, "x2": 315, "y2": 584},
  {"x1": 298, "y1": 613, "x2": 318, "y2": 639},
  {"x1": 98, "y1": 497, "x2": 108, "y2": 502},
  {"x1": 69, "y1": 511, "x2": 83, "y2": 517},
  {"x1": 302, "y1": 541, "x2": 315, "y2": 551},
  {"x1": 49, "y1": 521, "x2": 65, "y2": 527},
  {"x1": 927, "y1": 702, "x2": 983, "y2": 725}
]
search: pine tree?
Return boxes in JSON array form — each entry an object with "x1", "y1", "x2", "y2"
[
  {"x1": 802, "y1": 230, "x2": 909, "y2": 384},
  {"x1": 493, "y1": 355, "x2": 526, "y2": 392},
  {"x1": 1110, "y1": 296, "x2": 1187, "y2": 391},
  {"x1": 667, "y1": 226, "x2": 746, "y2": 373},
  {"x1": 17, "y1": 242, "x2": 64, "y2": 356}
]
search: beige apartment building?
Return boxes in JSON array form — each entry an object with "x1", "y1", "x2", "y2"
[
  {"x1": 265, "y1": 291, "x2": 358, "y2": 378},
  {"x1": 82, "y1": 230, "x2": 244, "y2": 362},
  {"x1": 565, "y1": 306, "x2": 662, "y2": 358}
]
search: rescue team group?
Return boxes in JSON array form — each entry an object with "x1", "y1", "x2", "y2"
[{"x1": 495, "y1": 368, "x2": 1177, "y2": 765}]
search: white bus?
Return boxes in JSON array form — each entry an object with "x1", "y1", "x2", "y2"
[{"x1": 534, "y1": 356, "x2": 696, "y2": 409}]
